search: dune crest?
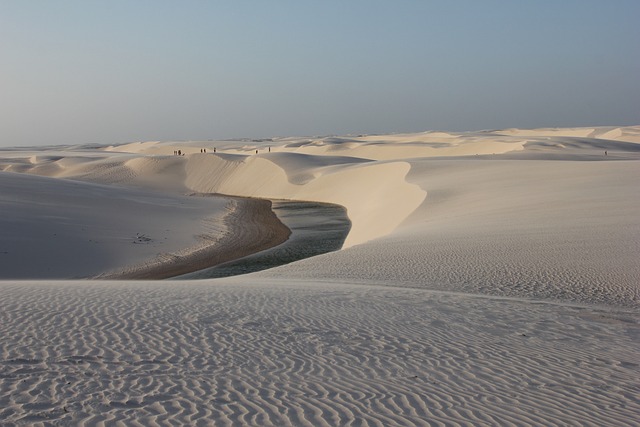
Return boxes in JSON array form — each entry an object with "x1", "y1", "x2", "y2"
[{"x1": 186, "y1": 153, "x2": 426, "y2": 247}]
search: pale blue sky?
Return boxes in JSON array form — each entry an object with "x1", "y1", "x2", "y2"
[{"x1": 1, "y1": 0, "x2": 638, "y2": 147}]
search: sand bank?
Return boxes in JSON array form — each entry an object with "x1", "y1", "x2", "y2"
[
  {"x1": 0, "y1": 172, "x2": 231, "y2": 279},
  {"x1": 96, "y1": 197, "x2": 291, "y2": 280},
  {"x1": 177, "y1": 200, "x2": 350, "y2": 279},
  {"x1": 0, "y1": 172, "x2": 291, "y2": 280}
]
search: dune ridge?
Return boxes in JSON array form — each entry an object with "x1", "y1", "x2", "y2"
[{"x1": 185, "y1": 154, "x2": 425, "y2": 247}]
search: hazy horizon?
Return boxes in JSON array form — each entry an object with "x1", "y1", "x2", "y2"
[{"x1": 1, "y1": 0, "x2": 639, "y2": 148}]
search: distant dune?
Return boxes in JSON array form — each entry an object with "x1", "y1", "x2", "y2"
[{"x1": 1, "y1": 126, "x2": 638, "y2": 425}]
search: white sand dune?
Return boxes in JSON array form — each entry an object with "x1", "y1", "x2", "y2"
[
  {"x1": 0, "y1": 125, "x2": 639, "y2": 425},
  {"x1": 261, "y1": 157, "x2": 639, "y2": 307},
  {"x1": 184, "y1": 153, "x2": 425, "y2": 247},
  {"x1": 0, "y1": 172, "x2": 234, "y2": 279}
]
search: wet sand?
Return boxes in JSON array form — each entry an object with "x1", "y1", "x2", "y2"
[
  {"x1": 176, "y1": 200, "x2": 351, "y2": 279},
  {"x1": 96, "y1": 197, "x2": 291, "y2": 280}
]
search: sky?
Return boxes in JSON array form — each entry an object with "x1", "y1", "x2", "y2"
[{"x1": 1, "y1": 0, "x2": 639, "y2": 147}]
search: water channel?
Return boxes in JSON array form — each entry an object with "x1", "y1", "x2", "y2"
[{"x1": 175, "y1": 200, "x2": 351, "y2": 279}]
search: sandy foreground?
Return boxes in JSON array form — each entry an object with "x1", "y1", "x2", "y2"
[{"x1": 0, "y1": 126, "x2": 639, "y2": 425}]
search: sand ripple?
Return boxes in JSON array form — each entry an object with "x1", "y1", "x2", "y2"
[{"x1": 1, "y1": 281, "x2": 637, "y2": 426}]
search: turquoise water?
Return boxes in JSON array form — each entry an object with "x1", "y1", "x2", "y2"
[{"x1": 175, "y1": 200, "x2": 351, "y2": 279}]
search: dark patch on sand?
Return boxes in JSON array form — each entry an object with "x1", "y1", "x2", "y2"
[
  {"x1": 175, "y1": 200, "x2": 351, "y2": 279},
  {"x1": 98, "y1": 197, "x2": 291, "y2": 280}
]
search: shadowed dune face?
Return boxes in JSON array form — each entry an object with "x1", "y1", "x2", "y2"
[{"x1": 0, "y1": 172, "x2": 232, "y2": 279}]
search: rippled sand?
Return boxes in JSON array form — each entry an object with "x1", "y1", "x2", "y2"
[{"x1": 1, "y1": 281, "x2": 637, "y2": 426}]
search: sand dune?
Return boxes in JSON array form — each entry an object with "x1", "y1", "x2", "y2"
[
  {"x1": 186, "y1": 154, "x2": 425, "y2": 247},
  {"x1": 0, "y1": 125, "x2": 639, "y2": 425},
  {"x1": 262, "y1": 159, "x2": 640, "y2": 307},
  {"x1": 0, "y1": 172, "x2": 237, "y2": 279}
]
